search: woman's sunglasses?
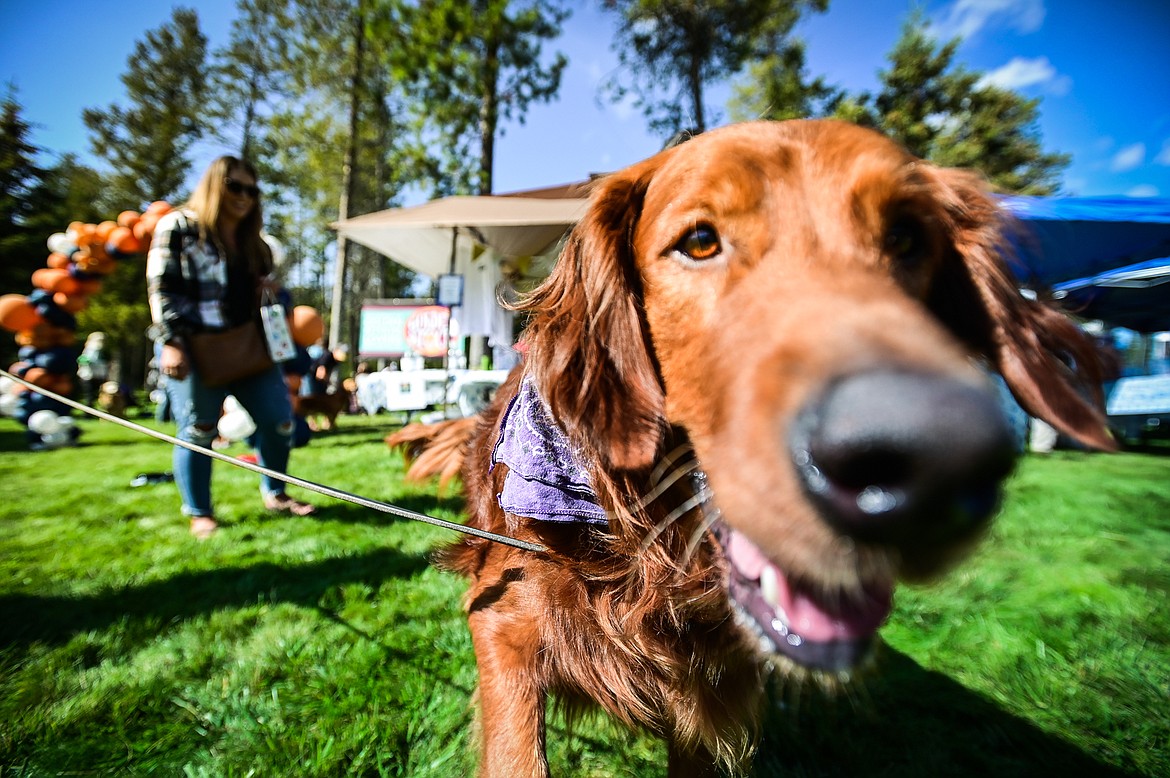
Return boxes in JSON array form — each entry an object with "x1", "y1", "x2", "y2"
[{"x1": 224, "y1": 178, "x2": 261, "y2": 198}]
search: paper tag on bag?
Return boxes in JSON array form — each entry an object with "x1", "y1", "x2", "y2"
[{"x1": 261, "y1": 303, "x2": 297, "y2": 363}]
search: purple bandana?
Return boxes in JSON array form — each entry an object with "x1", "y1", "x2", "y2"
[{"x1": 490, "y1": 376, "x2": 608, "y2": 525}]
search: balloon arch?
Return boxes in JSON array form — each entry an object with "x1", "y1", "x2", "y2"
[{"x1": 0, "y1": 202, "x2": 325, "y2": 449}]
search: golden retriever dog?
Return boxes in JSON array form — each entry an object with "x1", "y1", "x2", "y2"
[{"x1": 387, "y1": 120, "x2": 1114, "y2": 776}]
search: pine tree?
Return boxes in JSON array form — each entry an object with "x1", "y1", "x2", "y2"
[
  {"x1": 0, "y1": 86, "x2": 46, "y2": 295},
  {"x1": 839, "y1": 16, "x2": 1069, "y2": 195},
  {"x1": 390, "y1": 0, "x2": 569, "y2": 195},
  {"x1": 601, "y1": 0, "x2": 827, "y2": 137},
  {"x1": 82, "y1": 7, "x2": 210, "y2": 206},
  {"x1": 209, "y1": 0, "x2": 295, "y2": 161},
  {"x1": 727, "y1": 39, "x2": 838, "y2": 123}
]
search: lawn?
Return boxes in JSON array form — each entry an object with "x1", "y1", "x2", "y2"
[{"x1": 1, "y1": 410, "x2": 1167, "y2": 776}]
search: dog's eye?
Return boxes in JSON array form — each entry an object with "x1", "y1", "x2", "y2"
[
  {"x1": 675, "y1": 224, "x2": 722, "y2": 261},
  {"x1": 884, "y1": 217, "x2": 929, "y2": 263}
]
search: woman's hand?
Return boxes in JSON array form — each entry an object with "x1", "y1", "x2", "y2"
[{"x1": 160, "y1": 342, "x2": 189, "y2": 381}]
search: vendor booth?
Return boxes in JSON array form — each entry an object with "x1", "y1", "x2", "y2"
[{"x1": 334, "y1": 184, "x2": 591, "y2": 417}]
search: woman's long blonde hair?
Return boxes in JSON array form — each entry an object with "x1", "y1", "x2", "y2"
[{"x1": 186, "y1": 156, "x2": 273, "y2": 276}]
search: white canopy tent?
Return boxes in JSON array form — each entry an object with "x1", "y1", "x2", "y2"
[
  {"x1": 332, "y1": 186, "x2": 594, "y2": 355},
  {"x1": 332, "y1": 192, "x2": 591, "y2": 279}
]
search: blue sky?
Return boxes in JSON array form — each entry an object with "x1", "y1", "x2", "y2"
[{"x1": 2, "y1": 0, "x2": 1168, "y2": 200}]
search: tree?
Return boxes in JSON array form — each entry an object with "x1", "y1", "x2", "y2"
[
  {"x1": 0, "y1": 85, "x2": 47, "y2": 296},
  {"x1": 388, "y1": 0, "x2": 569, "y2": 195},
  {"x1": 727, "y1": 38, "x2": 838, "y2": 123},
  {"x1": 82, "y1": 7, "x2": 209, "y2": 207},
  {"x1": 209, "y1": 0, "x2": 295, "y2": 160},
  {"x1": 836, "y1": 16, "x2": 1069, "y2": 195},
  {"x1": 601, "y1": 0, "x2": 827, "y2": 137},
  {"x1": 259, "y1": 0, "x2": 423, "y2": 350}
]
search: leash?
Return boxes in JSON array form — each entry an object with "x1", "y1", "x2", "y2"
[{"x1": 0, "y1": 368, "x2": 548, "y2": 554}]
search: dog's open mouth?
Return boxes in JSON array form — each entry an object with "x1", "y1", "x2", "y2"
[{"x1": 712, "y1": 522, "x2": 893, "y2": 672}]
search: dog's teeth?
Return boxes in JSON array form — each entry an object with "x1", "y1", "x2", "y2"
[
  {"x1": 760, "y1": 566, "x2": 792, "y2": 632},
  {"x1": 761, "y1": 565, "x2": 779, "y2": 608}
]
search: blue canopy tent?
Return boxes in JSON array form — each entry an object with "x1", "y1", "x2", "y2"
[
  {"x1": 1050, "y1": 257, "x2": 1170, "y2": 333},
  {"x1": 999, "y1": 196, "x2": 1170, "y2": 332}
]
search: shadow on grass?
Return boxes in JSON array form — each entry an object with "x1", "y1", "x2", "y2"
[
  {"x1": 751, "y1": 648, "x2": 1138, "y2": 777},
  {"x1": 0, "y1": 424, "x2": 30, "y2": 452},
  {"x1": 299, "y1": 490, "x2": 467, "y2": 531},
  {"x1": 0, "y1": 546, "x2": 430, "y2": 650}
]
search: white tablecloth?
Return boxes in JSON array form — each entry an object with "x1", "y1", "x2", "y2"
[{"x1": 355, "y1": 369, "x2": 510, "y2": 416}]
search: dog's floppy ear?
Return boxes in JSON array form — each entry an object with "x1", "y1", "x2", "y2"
[
  {"x1": 923, "y1": 166, "x2": 1117, "y2": 451},
  {"x1": 519, "y1": 162, "x2": 666, "y2": 472}
]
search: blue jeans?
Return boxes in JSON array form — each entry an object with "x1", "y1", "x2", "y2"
[{"x1": 162, "y1": 351, "x2": 295, "y2": 517}]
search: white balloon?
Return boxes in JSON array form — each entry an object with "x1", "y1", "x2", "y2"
[
  {"x1": 28, "y1": 410, "x2": 63, "y2": 435},
  {"x1": 55, "y1": 415, "x2": 76, "y2": 430},
  {"x1": 222, "y1": 394, "x2": 242, "y2": 414},
  {"x1": 42, "y1": 429, "x2": 71, "y2": 448},
  {"x1": 0, "y1": 376, "x2": 13, "y2": 395},
  {"x1": 47, "y1": 232, "x2": 71, "y2": 254},
  {"x1": 0, "y1": 393, "x2": 18, "y2": 417},
  {"x1": 217, "y1": 409, "x2": 256, "y2": 441}
]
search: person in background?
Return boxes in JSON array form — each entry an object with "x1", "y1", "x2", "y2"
[
  {"x1": 77, "y1": 331, "x2": 109, "y2": 406},
  {"x1": 305, "y1": 340, "x2": 346, "y2": 396},
  {"x1": 146, "y1": 155, "x2": 315, "y2": 539}
]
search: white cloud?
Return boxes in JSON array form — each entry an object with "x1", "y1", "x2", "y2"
[
  {"x1": 1126, "y1": 184, "x2": 1159, "y2": 198},
  {"x1": 1111, "y1": 143, "x2": 1146, "y2": 172},
  {"x1": 978, "y1": 56, "x2": 1070, "y2": 94},
  {"x1": 1156, "y1": 139, "x2": 1170, "y2": 166},
  {"x1": 933, "y1": 0, "x2": 1046, "y2": 40}
]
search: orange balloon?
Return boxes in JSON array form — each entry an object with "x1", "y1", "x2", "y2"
[
  {"x1": 95, "y1": 220, "x2": 118, "y2": 242},
  {"x1": 72, "y1": 252, "x2": 115, "y2": 275},
  {"x1": 31, "y1": 268, "x2": 80, "y2": 295},
  {"x1": 23, "y1": 367, "x2": 49, "y2": 387},
  {"x1": 0, "y1": 294, "x2": 43, "y2": 331},
  {"x1": 117, "y1": 210, "x2": 141, "y2": 228},
  {"x1": 50, "y1": 326, "x2": 76, "y2": 347},
  {"x1": 74, "y1": 224, "x2": 97, "y2": 247},
  {"x1": 47, "y1": 252, "x2": 71, "y2": 269},
  {"x1": 54, "y1": 292, "x2": 88, "y2": 313},
  {"x1": 76, "y1": 279, "x2": 103, "y2": 296},
  {"x1": 146, "y1": 200, "x2": 171, "y2": 214},
  {"x1": 290, "y1": 306, "x2": 324, "y2": 347},
  {"x1": 108, "y1": 226, "x2": 144, "y2": 256},
  {"x1": 93, "y1": 256, "x2": 117, "y2": 275},
  {"x1": 133, "y1": 211, "x2": 161, "y2": 241},
  {"x1": 51, "y1": 375, "x2": 74, "y2": 395}
]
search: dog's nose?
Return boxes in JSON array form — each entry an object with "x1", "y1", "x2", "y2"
[{"x1": 789, "y1": 370, "x2": 1018, "y2": 543}]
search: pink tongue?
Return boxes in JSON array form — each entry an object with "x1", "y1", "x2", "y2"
[{"x1": 726, "y1": 529, "x2": 893, "y2": 642}]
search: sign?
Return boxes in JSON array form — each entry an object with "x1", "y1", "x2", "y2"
[
  {"x1": 359, "y1": 303, "x2": 458, "y2": 358},
  {"x1": 437, "y1": 273, "x2": 464, "y2": 307}
]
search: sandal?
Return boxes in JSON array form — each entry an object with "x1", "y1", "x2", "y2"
[
  {"x1": 264, "y1": 493, "x2": 317, "y2": 516},
  {"x1": 190, "y1": 515, "x2": 218, "y2": 540}
]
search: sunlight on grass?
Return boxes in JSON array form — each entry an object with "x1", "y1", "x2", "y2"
[{"x1": 1, "y1": 413, "x2": 1167, "y2": 776}]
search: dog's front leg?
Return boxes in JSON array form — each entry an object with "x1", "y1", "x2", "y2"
[{"x1": 469, "y1": 593, "x2": 549, "y2": 777}]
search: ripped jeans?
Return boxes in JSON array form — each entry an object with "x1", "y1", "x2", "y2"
[{"x1": 161, "y1": 350, "x2": 295, "y2": 517}]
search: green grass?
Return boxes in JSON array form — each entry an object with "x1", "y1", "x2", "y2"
[{"x1": 1, "y1": 412, "x2": 1167, "y2": 776}]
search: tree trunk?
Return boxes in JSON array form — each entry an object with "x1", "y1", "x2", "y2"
[
  {"x1": 329, "y1": 2, "x2": 365, "y2": 349},
  {"x1": 477, "y1": 34, "x2": 500, "y2": 195},
  {"x1": 688, "y1": 50, "x2": 705, "y2": 133}
]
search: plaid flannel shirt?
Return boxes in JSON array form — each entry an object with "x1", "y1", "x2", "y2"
[{"x1": 146, "y1": 209, "x2": 234, "y2": 344}]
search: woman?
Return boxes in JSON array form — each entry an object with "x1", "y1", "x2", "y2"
[{"x1": 147, "y1": 156, "x2": 314, "y2": 538}]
